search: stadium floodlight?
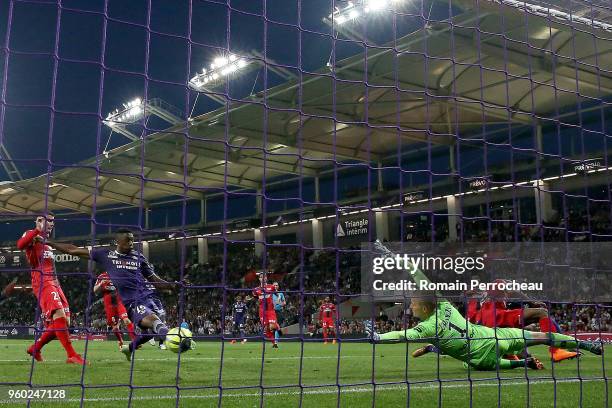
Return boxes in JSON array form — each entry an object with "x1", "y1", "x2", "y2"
[
  {"x1": 102, "y1": 98, "x2": 183, "y2": 141},
  {"x1": 189, "y1": 54, "x2": 250, "y2": 91},
  {"x1": 103, "y1": 98, "x2": 144, "y2": 127},
  {"x1": 329, "y1": 0, "x2": 403, "y2": 26}
]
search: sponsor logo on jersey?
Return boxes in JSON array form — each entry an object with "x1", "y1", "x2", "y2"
[{"x1": 54, "y1": 253, "x2": 80, "y2": 263}]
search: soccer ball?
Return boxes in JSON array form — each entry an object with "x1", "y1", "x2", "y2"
[{"x1": 165, "y1": 327, "x2": 194, "y2": 353}]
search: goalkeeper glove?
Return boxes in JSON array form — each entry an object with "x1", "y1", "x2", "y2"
[
  {"x1": 373, "y1": 239, "x2": 394, "y2": 257},
  {"x1": 365, "y1": 320, "x2": 380, "y2": 343}
]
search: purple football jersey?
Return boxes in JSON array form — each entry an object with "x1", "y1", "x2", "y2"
[{"x1": 89, "y1": 248, "x2": 154, "y2": 305}]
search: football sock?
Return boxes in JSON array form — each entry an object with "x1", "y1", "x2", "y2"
[
  {"x1": 577, "y1": 340, "x2": 602, "y2": 354},
  {"x1": 112, "y1": 327, "x2": 123, "y2": 344},
  {"x1": 547, "y1": 332, "x2": 578, "y2": 349},
  {"x1": 499, "y1": 359, "x2": 525, "y2": 369},
  {"x1": 540, "y1": 317, "x2": 560, "y2": 352},
  {"x1": 52, "y1": 317, "x2": 77, "y2": 358},
  {"x1": 130, "y1": 333, "x2": 155, "y2": 352},
  {"x1": 264, "y1": 328, "x2": 274, "y2": 341},
  {"x1": 126, "y1": 322, "x2": 136, "y2": 340},
  {"x1": 33, "y1": 328, "x2": 56, "y2": 351},
  {"x1": 152, "y1": 319, "x2": 169, "y2": 341},
  {"x1": 426, "y1": 344, "x2": 440, "y2": 354}
]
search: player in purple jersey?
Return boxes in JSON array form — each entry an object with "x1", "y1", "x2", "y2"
[
  {"x1": 46, "y1": 229, "x2": 189, "y2": 361},
  {"x1": 232, "y1": 295, "x2": 247, "y2": 343}
]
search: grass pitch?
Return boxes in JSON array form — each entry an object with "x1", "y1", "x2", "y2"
[{"x1": 0, "y1": 339, "x2": 608, "y2": 407}]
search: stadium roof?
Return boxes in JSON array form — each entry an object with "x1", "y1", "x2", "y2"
[{"x1": 1, "y1": 1, "x2": 611, "y2": 215}]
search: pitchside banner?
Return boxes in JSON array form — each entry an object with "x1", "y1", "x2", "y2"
[
  {"x1": 336, "y1": 215, "x2": 369, "y2": 238},
  {"x1": 0, "y1": 326, "x2": 33, "y2": 339},
  {"x1": 361, "y1": 242, "x2": 612, "y2": 302},
  {"x1": 0, "y1": 253, "x2": 23, "y2": 268}
]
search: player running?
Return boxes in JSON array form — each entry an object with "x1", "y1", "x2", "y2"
[
  {"x1": 319, "y1": 296, "x2": 337, "y2": 344},
  {"x1": 249, "y1": 272, "x2": 279, "y2": 348},
  {"x1": 366, "y1": 241, "x2": 602, "y2": 371},
  {"x1": 45, "y1": 228, "x2": 190, "y2": 361},
  {"x1": 17, "y1": 213, "x2": 86, "y2": 365},
  {"x1": 94, "y1": 272, "x2": 136, "y2": 349}
]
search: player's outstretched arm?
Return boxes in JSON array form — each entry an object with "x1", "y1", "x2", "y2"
[
  {"x1": 146, "y1": 273, "x2": 188, "y2": 291},
  {"x1": 44, "y1": 239, "x2": 90, "y2": 259},
  {"x1": 365, "y1": 320, "x2": 431, "y2": 343},
  {"x1": 93, "y1": 280, "x2": 104, "y2": 294},
  {"x1": 17, "y1": 229, "x2": 40, "y2": 250},
  {"x1": 373, "y1": 240, "x2": 434, "y2": 290}
]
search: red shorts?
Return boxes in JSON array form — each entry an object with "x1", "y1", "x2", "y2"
[
  {"x1": 322, "y1": 318, "x2": 335, "y2": 329},
  {"x1": 259, "y1": 310, "x2": 277, "y2": 325},
  {"x1": 36, "y1": 285, "x2": 70, "y2": 324},
  {"x1": 481, "y1": 308, "x2": 523, "y2": 328},
  {"x1": 104, "y1": 298, "x2": 128, "y2": 326}
]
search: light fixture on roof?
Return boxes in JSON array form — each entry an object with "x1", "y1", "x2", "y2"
[
  {"x1": 104, "y1": 98, "x2": 144, "y2": 125},
  {"x1": 188, "y1": 54, "x2": 250, "y2": 91},
  {"x1": 364, "y1": 0, "x2": 388, "y2": 12},
  {"x1": 48, "y1": 183, "x2": 66, "y2": 189},
  {"x1": 102, "y1": 97, "x2": 183, "y2": 141},
  {"x1": 329, "y1": 0, "x2": 403, "y2": 26}
]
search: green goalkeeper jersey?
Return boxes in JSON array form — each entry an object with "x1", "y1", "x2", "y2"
[{"x1": 381, "y1": 301, "x2": 502, "y2": 367}]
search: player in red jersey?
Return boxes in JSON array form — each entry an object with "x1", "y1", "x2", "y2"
[
  {"x1": 465, "y1": 290, "x2": 483, "y2": 324},
  {"x1": 94, "y1": 272, "x2": 136, "y2": 349},
  {"x1": 249, "y1": 272, "x2": 279, "y2": 348},
  {"x1": 16, "y1": 214, "x2": 86, "y2": 365},
  {"x1": 476, "y1": 280, "x2": 578, "y2": 362},
  {"x1": 319, "y1": 296, "x2": 337, "y2": 344}
]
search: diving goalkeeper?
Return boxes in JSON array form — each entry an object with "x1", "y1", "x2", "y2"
[{"x1": 366, "y1": 241, "x2": 602, "y2": 370}]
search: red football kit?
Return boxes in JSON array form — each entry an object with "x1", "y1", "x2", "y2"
[
  {"x1": 95, "y1": 272, "x2": 129, "y2": 326},
  {"x1": 319, "y1": 302, "x2": 336, "y2": 329},
  {"x1": 18, "y1": 227, "x2": 82, "y2": 363},
  {"x1": 252, "y1": 284, "x2": 277, "y2": 325},
  {"x1": 17, "y1": 229, "x2": 70, "y2": 324},
  {"x1": 479, "y1": 298, "x2": 523, "y2": 328},
  {"x1": 466, "y1": 298, "x2": 482, "y2": 324}
]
